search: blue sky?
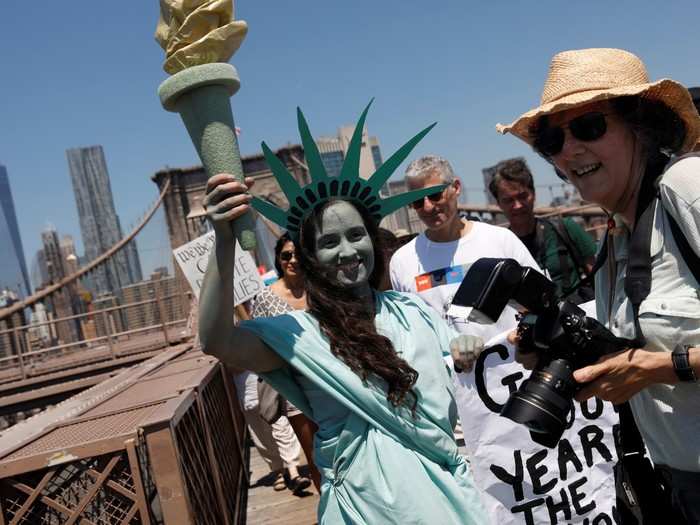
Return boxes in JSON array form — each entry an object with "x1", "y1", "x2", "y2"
[{"x1": 2, "y1": 1, "x2": 699, "y2": 278}]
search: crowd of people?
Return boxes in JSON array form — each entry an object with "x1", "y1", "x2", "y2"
[{"x1": 198, "y1": 47, "x2": 700, "y2": 524}]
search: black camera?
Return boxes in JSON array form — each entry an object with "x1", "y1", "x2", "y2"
[{"x1": 452, "y1": 258, "x2": 627, "y2": 447}]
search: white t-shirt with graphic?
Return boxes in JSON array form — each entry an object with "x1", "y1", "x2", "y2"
[{"x1": 389, "y1": 221, "x2": 541, "y2": 342}]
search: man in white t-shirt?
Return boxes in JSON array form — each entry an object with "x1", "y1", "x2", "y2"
[{"x1": 390, "y1": 155, "x2": 540, "y2": 342}]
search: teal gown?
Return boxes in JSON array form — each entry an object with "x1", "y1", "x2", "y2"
[{"x1": 239, "y1": 290, "x2": 486, "y2": 525}]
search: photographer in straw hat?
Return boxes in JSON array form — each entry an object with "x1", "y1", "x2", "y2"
[{"x1": 498, "y1": 48, "x2": 700, "y2": 522}]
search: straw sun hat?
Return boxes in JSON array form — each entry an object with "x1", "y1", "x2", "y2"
[{"x1": 497, "y1": 48, "x2": 700, "y2": 153}]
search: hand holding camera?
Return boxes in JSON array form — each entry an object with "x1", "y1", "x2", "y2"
[{"x1": 452, "y1": 258, "x2": 632, "y2": 447}]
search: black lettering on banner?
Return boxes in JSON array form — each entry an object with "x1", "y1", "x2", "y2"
[
  {"x1": 581, "y1": 397, "x2": 604, "y2": 420},
  {"x1": 501, "y1": 371, "x2": 523, "y2": 397},
  {"x1": 545, "y1": 487, "x2": 572, "y2": 523},
  {"x1": 565, "y1": 398, "x2": 576, "y2": 429},
  {"x1": 526, "y1": 449, "x2": 557, "y2": 495},
  {"x1": 490, "y1": 450, "x2": 525, "y2": 501},
  {"x1": 578, "y1": 425, "x2": 613, "y2": 467},
  {"x1": 236, "y1": 253, "x2": 253, "y2": 274},
  {"x1": 195, "y1": 256, "x2": 208, "y2": 274},
  {"x1": 557, "y1": 438, "x2": 583, "y2": 481},
  {"x1": 592, "y1": 512, "x2": 613, "y2": 524},
  {"x1": 511, "y1": 498, "x2": 545, "y2": 525},
  {"x1": 569, "y1": 476, "x2": 596, "y2": 515},
  {"x1": 475, "y1": 345, "x2": 522, "y2": 413}
]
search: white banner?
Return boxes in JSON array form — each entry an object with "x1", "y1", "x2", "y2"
[
  {"x1": 173, "y1": 232, "x2": 263, "y2": 305},
  {"x1": 453, "y1": 333, "x2": 619, "y2": 525}
]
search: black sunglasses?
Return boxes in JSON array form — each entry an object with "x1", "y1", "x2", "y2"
[
  {"x1": 411, "y1": 185, "x2": 450, "y2": 210},
  {"x1": 533, "y1": 112, "x2": 609, "y2": 157},
  {"x1": 279, "y1": 250, "x2": 295, "y2": 261}
]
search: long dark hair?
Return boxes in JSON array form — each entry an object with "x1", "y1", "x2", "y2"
[
  {"x1": 610, "y1": 96, "x2": 686, "y2": 156},
  {"x1": 296, "y1": 199, "x2": 419, "y2": 412}
]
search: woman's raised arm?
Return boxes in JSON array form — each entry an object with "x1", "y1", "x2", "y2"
[{"x1": 198, "y1": 174, "x2": 285, "y2": 373}]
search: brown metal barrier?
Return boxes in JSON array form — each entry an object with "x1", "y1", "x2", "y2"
[{"x1": 0, "y1": 343, "x2": 248, "y2": 524}]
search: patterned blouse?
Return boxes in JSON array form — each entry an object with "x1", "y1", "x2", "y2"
[
  {"x1": 249, "y1": 286, "x2": 302, "y2": 416},
  {"x1": 250, "y1": 287, "x2": 294, "y2": 318}
]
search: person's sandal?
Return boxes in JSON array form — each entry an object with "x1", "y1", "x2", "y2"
[
  {"x1": 273, "y1": 472, "x2": 286, "y2": 491},
  {"x1": 290, "y1": 475, "x2": 311, "y2": 495}
]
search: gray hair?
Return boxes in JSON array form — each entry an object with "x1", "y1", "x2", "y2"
[{"x1": 404, "y1": 155, "x2": 457, "y2": 184}]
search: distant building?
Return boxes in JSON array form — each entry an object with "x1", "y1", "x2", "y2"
[
  {"x1": 30, "y1": 249, "x2": 49, "y2": 292},
  {"x1": 0, "y1": 290, "x2": 27, "y2": 359},
  {"x1": 28, "y1": 303, "x2": 51, "y2": 349},
  {"x1": 40, "y1": 227, "x2": 81, "y2": 344},
  {"x1": 0, "y1": 165, "x2": 31, "y2": 296},
  {"x1": 66, "y1": 145, "x2": 143, "y2": 296},
  {"x1": 316, "y1": 125, "x2": 382, "y2": 180}
]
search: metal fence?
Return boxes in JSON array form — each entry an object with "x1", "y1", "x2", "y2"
[
  {"x1": 0, "y1": 290, "x2": 191, "y2": 386},
  {"x1": 0, "y1": 344, "x2": 248, "y2": 524}
]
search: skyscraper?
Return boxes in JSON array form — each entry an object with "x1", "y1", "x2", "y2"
[
  {"x1": 66, "y1": 146, "x2": 142, "y2": 295},
  {"x1": 0, "y1": 165, "x2": 31, "y2": 296},
  {"x1": 316, "y1": 125, "x2": 382, "y2": 179},
  {"x1": 41, "y1": 226, "x2": 81, "y2": 343}
]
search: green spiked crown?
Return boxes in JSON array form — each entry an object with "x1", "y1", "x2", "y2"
[{"x1": 250, "y1": 101, "x2": 445, "y2": 236}]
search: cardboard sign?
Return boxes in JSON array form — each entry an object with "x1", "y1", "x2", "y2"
[
  {"x1": 453, "y1": 333, "x2": 619, "y2": 525},
  {"x1": 173, "y1": 232, "x2": 263, "y2": 305}
]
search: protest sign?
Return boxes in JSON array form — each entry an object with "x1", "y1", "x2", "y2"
[
  {"x1": 453, "y1": 333, "x2": 619, "y2": 525},
  {"x1": 173, "y1": 232, "x2": 263, "y2": 305}
]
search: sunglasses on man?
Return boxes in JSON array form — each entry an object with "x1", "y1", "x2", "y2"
[
  {"x1": 532, "y1": 111, "x2": 609, "y2": 157},
  {"x1": 279, "y1": 250, "x2": 296, "y2": 261},
  {"x1": 411, "y1": 183, "x2": 452, "y2": 210}
]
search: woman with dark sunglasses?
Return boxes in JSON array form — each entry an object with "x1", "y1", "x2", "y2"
[
  {"x1": 498, "y1": 48, "x2": 700, "y2": 522},
  {"x1": 249, "y1": 232, "x2": 321, "y2": 493}
]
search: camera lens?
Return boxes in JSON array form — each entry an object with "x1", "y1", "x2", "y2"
[{"x1": 500, "y1": 359, "x2": 576, "y2": 444}]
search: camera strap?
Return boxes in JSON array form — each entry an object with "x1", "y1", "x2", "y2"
[
  {"x1": 623, "y1": 196, "x2": 656, "y2": 348},
  {"x1": 615, "y1": 402, "x2": 645, "y2": 456}
]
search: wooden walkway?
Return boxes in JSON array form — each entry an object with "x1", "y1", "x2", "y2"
[{"x1": 246, "y1": 445, "x2": 320, "y2": 525}]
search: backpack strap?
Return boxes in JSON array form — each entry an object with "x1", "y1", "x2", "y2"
[
  {"x1": 541, "y1": 217, "x2": 592, "y2": 287},
  {"x1": 563, "y1": 226, "x2": 609, "y2": 299},
  {"x1": 536, "y1": 218, "x2": 574, "y2": 290},
  {"x1": 665, "y1": 209, "x2": 700, "y2": 285},
  {"x1": 659, "y1": 151, "x2": 700, "y2": 287}
]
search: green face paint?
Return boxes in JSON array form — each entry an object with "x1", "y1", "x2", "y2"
[{"x1": 314, "y1": 201, "x2": 375, "y2": 289}]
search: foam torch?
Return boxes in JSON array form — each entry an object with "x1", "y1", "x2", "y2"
[{"x1": 155, "y1": 0, "x2": 256, "y2": 250}]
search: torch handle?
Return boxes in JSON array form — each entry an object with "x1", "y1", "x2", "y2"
[
  {"x1": 178, "y1": 84, "x2": 257, "y2": 250},
  {"x1": 159, "y1": 64, "x2": 257, "y2": 250}
]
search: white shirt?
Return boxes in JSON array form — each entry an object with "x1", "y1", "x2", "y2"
[{"x1": 390, "y1": 221, "x2": 541, "y2": 343}]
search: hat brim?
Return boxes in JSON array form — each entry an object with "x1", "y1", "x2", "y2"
[{"x1": 497, "y1": 78, "x2": 700, "y2": 153}]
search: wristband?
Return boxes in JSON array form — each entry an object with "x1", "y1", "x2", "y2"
[{"x1": 672, "y1": 345, "x2": 697, "y2": 382}]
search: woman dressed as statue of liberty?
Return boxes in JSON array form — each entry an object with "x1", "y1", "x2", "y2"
[{"x1": 198, "y1": 102, "x2": 486, "y2": 524}]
